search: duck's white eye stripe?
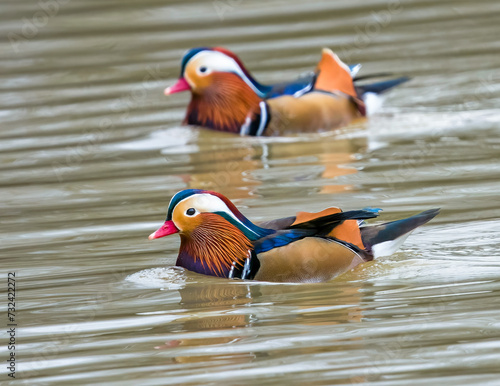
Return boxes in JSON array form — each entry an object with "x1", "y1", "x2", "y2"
[
  {"x1": 191, "y1": 51, "x2": 240, "y2": 74},
  {"x1": 189, "y1": 51, "x2": 265, "y2": 98},
  {"x1": 176, "y1": 193, "x2": 259, "y2": 237}
]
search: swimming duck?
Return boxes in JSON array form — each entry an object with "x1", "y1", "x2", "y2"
[
  {"x1": 165, "y1": 47, "x2": 408, "y2": 136},
  {"x1": 149, "y1": 189, "x2": 439, "y2": 283}
]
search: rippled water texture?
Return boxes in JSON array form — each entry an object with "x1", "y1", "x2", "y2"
[{"x1": 2, "y1": 0, "x2": 500, "y2": 384}]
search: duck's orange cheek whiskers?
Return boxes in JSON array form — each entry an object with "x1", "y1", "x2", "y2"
[
  {"x1": 164, "y1": 78, "x2": 190, "y2": 95},
  {"x1": 149, "y1": 220, "x2": 179, "y2": 240}
]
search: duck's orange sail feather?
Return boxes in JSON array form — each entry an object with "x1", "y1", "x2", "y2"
[
  {"x1": 314, "y1": 48, "x2": 357, "y2": 98},
  {"x1": 291, "y1": 207, "x2": 365, "y2": 249}
]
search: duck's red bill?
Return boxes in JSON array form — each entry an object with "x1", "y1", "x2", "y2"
[
  {"x1": 149, "y1": 220, "x2": 179, "y2": 240},
  {"x1": 164, "y1": 77, "x2": 190, "y2": 95}
]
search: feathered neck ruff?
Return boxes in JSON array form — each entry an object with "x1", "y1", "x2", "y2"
[
  {"x1": 184, "y1": 73, "x2": 262, "y2": 134},
  {"x1": 177, "y1": 213, "x2": 253, "y2": 277}
]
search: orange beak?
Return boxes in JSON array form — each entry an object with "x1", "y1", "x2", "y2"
[
  {"x1": 164, "y1": 77, "x2": 190, "y2": 95},
  {"x1": 148, "y1": 220, "x2": 179, "y2": 240}
]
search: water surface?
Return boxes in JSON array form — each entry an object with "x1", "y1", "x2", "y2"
[{"x1": 1, "y1": 0, "x2": 500, "y2": 384}]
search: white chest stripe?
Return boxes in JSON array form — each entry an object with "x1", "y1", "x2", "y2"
[{"x1": 256, "y1": 101, "x2": 268, "y2": 137}]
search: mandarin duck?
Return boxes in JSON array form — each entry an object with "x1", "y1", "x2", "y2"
[
  {"x1": 149, "y1": 189, "x2": 439, "y2": 283},
  {"x1": 165, "y1": 47, "x2": 408, "y2": 136}
]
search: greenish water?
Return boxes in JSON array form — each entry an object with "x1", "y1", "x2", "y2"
[{"x1": 1, "y1": 0, "x2": 500, "y2": 384}]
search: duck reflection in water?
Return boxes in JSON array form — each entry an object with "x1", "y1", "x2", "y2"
[
  {"x1": 169, "y1": 132, "x2": 366, "y2": 200},
  {"x1": 153, "y1": 276, "x2": 365, "y2": 365}
]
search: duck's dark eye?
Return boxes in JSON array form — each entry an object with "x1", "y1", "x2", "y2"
[
  {"x1": 199, "y1": 66, "x2": 207, "y2": 73},
  {"x1": 186, "y1": 208, "x2": 196, "y2": 216}
]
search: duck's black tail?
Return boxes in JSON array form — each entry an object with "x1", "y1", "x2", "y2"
[
  {"x1": 355, "y1": 75, "x2": 410, "y2": 95},
  {"x1": 361, "y1": 209, "x2": 440, "y2": 258}
]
